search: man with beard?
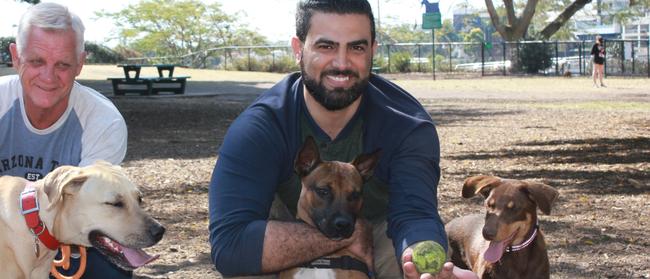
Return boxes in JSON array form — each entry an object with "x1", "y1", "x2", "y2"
[{"x1": 208, "y1": 1, "x2": 476, "y2": 278}]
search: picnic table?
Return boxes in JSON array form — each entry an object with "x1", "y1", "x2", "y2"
[{"x1": 107, "y1": 64, "x2": 190, "y2": 96}]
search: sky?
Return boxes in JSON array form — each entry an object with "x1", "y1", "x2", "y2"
[{"x1": 0, "y1": 0, "x2": 482, "y2": 46}]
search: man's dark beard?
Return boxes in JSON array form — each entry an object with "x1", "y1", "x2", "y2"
[{"x1": 301, "y1": 63, "x2": 370, "y2": 111}]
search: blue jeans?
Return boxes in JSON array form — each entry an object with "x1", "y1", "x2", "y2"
[{"x1": 50, "y1": 247, "x2": 132, "y2": 279}]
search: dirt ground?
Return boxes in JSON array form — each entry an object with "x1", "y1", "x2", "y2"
[{"x1": 66, "y1": 69, "x2": 650, "y2": 278}]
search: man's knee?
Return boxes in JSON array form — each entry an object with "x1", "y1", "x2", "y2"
[{"x1": 372, "y1": 221, "x2": 402, "y2": 278}]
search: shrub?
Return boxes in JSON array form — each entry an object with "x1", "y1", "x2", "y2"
[
  {"x1": 84, "y1": 42, "x2": 125, "y2": 64},
  {"x1": 232, "y1": 56, "x2": 265, "y2": 71},
  {"x1": 0, "y1": 37, "x2": 15, "y2": 65},
  {"x1": 516, "y1": 41, "x2": 553, "y2": 74},
  {"x1": 372, "y1": 55, "x2": 388, "y2": 73},
  {"x1": 390, "y1": 51, "x2": 412, "y2": 73},
  {"x1": 267, "y1": 55, "x2": 299, "y2": 73}
]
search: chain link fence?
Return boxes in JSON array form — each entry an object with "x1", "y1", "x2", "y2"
[{"x1": 125, "y1": 39, "x2": 650, "y2": 78}]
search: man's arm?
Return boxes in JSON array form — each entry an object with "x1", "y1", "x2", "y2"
[
  {"x1": 385, "y1": 124, "x2": 447, "y2": 261},
  {"x1": 260, "y1": 220, "x2": 370, "y2": 273},
  {"x1": 79, "y1": 118, "x2": 127, "y2": 166},
  {"x1": 74, "y1": 86, "x2": 128, "y2": 166}
]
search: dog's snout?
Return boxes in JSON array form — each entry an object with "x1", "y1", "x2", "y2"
[
  {"x1": 149, "y1": 222, "x2": 165, "y2": 242},
  {"x1": 334, "y1": 217, "x2": 351, "y2": 230},
  {"x1": 483, "y1": 213, "x2": 498, "y2": 240},
  {"x1": 333, "y1": 216, "x2": 353, "y2": 236},
  {"x1": 482, "y1": 226, "x2": 496, "y2": 240}
]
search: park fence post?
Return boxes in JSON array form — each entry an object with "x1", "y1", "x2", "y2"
[
  {"x1": 448, "y1": 42, "x2": 452, "y2": 72},
  {"x1": 432, "y1": 29, "x2": 436, "y2": 80},
  {"x1": 579, "y1": 41, "x2": 583, "y2": 76},
  {"x1": 621, "y1": 40, "x2": 625, "y2": 75},
  {"x1": 502, "y1": 41, "x2": 506, "y2": 76},
  {"x1": 417, "y1": 44, "x2": 421, "y2": 72},
  {"x1": 248, "y1": 48, "x2": 252, "y2": 71},
  {"x1": 555, "y1": 41, "x2": 559, "y2": 75},
  {"x1": 224, "y1": 49, "x2": 228, "y2": 70},
  {"x1": 632, "y1": 42, "x2": 635, "y2": 74},
  {"x1": 387, "y1": 44, "x2": 391, "y2": 74},
  {"x1": 481, "y1": 42, "x2": 485, "y2": 77}
]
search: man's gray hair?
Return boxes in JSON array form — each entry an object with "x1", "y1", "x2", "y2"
[{"x1": 16, "y1": 2, "x2": 85, "y2": 56}]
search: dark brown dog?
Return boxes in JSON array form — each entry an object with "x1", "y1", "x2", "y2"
[
  {"x1": 445, "y1": 175, "x2": 559, "y2": 279},
  {"x1": 278, "y1": 137, "x2": 380, "y2": 279}
]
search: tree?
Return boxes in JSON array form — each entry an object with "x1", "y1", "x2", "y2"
[
  {"x1": 484, "y1": 0, "x2": 592, "y2": 41},
  {"x1": 609, "y1": 0, "x2": 650, "y2": 26},
  {"x1": 527, "y1": 0, "x2": 579, "y2": 40},
  {"x1": 97, "y1": 0, "x2": 266, "y2": 61},
  {"x1": 379, "y1": 19, "x2": 462, "y2": 44},
  {"x1": 539, "y1": 0, "x2": 593, "y2": 39},
  {"x1": 436, "y1": 19, "x2": 462, "y2": 42},
  {"x1": 381, "y1": 23, "x2": 430, "y2": 43},
  {"x1": 463, "y1": 28, "x2": 485, "y2": 43}
]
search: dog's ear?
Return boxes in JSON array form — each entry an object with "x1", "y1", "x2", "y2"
[
  {"x1": 295, "y1": 136, "x2": 321, "y2": 177},
  {"x1": 42, "y1": 165, "x2": 88, "y2": 210},
  {"x1": 352, "y1": 149, "x2": 382, "y2": 182},
  {"x1": 462, "y1": 175, "x2": 502, "y2": 199},
  {"x1": 522, "y1": 182, "x2": 559, "y2": 215}
]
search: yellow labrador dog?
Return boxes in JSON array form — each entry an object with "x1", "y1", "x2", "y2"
[{"x1": 0, "y1": 161, "x2": 165, "y2": 278}]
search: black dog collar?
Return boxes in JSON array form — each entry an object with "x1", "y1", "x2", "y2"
[{"x1": 301, "y1": 255, "x2": 371, "y2": 277}]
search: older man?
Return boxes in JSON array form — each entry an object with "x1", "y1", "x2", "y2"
[{"x1": 0, "y1": 2, "x2": 129, "y2": 278}]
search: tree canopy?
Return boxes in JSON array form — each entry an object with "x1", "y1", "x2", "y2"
[
  {"x1": 485, "y1": 0, "x2": 650, "y2": 41},
  {"x1": 96, "y1": 0, "x2": 267, "y2": 58}
]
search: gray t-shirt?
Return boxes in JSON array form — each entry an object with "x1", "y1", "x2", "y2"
[{"x1": 0, "y1": 75, "x2": 127, "y2": 180}]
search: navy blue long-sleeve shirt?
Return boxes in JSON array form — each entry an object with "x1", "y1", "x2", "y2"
[{"x1": 208, "y1": 73, "x2": 446, "y2": 276}]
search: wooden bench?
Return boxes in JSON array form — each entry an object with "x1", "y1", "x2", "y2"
[{"x1": 108, "y1": 64, "x2": 190, "y2": 96}]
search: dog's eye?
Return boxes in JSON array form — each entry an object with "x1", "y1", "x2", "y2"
[
  {"x1": 106, "y1": 201, "x2": 124, "y2": 208},
  {"x1": 315, "y1": 187, "x2": 331, "y2": 198}
]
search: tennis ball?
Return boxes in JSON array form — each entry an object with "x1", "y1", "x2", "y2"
[{"x1": 412, "y1": 241, "x2": 446, "y2": 275}]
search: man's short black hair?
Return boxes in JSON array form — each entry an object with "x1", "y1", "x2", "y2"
[{"x1": 296, "y1": 0, "x2": 376, "y2": 43}]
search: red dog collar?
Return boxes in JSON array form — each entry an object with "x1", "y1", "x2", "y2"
[{"x1": 20, "y1": 182, "x2": 61, "y2": 251}]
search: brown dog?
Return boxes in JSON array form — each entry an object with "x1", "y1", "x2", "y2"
[
  {"x1": 445, "y1": 175, "x2": 558, "y2": 279},
  {"x1": 0, "y1": 161, "x2": 165, "y2": 278},
  {"x1": 278, "y1": 137, "x2": 380, "y2": 279}
]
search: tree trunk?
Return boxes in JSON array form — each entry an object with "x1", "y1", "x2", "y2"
[
  {"x1": 540, "y1": 0, "x2": 593, "y2": 39},
  {"x1": 485, "y1": 0, "x2": 592, "y2": 41},
  {"x1": 485, "y1": 0, "x2": 539, "y2": 41},
  {"x1": 485, "y1": 0, "x2": 509, "y2": 39}
]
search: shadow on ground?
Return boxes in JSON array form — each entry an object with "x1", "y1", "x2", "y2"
[
  {"x1": 428, "y1": 105, "x2": 525, "y2": 126},
  {"x1": 446, "y1": 137, "x2": 650, "y2": 195},
  {"x1": 87, "y1": 78, "x2": 270, "y2": 162}
]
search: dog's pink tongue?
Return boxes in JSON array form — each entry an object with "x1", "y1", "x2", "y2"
[
  {"x1": 484, "y1": 240, "x2": 506, "y2": 263},
  {"x1": 123, "y1": 247, "x2": 159, "y2": 268}
]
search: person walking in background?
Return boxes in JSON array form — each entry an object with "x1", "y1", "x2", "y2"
[
  {"x1": 1, "y1": 2, "x2": 130, "y2": 278},
  {"x1": 591, "y1": 35, "x2": 606, "y2": 88}
]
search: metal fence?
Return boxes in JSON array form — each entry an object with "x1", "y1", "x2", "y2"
[{"x1": 127, "y1": 39, "x2": 650, "y2": 78}]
